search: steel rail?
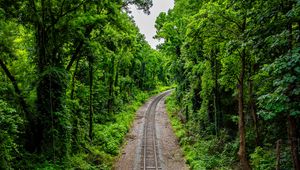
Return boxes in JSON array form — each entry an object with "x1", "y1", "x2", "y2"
[{"x1": 141, "y1": 91, "x2": 170, "y2": 170}]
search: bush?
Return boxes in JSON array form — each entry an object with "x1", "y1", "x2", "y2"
[
  {"x1": 0, "y1": 99, "x2": 23, "y2": 169},
  {"x1": 166, "y1": 94, "x2": 237, "y2": 170},
  {"x1": 250, "y1": 146, "x2": 276, "y2": 170}
]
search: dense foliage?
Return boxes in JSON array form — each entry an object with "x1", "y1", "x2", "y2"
[
  {"x1": 0, "y1": 0, "x2": 172, "y2": 169},
  {"x1": 158, "y1": 0, "x2": 300, "y2": 169},
  {"x1": 1, "y1": 0, "x2": 300, "y2": 169}
]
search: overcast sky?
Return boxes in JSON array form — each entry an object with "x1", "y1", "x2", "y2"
[{"x1": 129, "y1": 0, "x2": 174, "y2": 49}]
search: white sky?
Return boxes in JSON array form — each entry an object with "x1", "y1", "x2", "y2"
[{"x1": 129, "y1": 0, "x2": 174, "y2": 49}]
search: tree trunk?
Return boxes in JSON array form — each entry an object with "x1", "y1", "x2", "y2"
[
  {"x1": 248, "y1": 66, "x2": 259, "y2": 146},
  {"x1": 66, "y1": 41, "x2": 84, "y2": 71},
  {"x1": 0, "y1": 59, "x2": 30, "y2": 117},
  {"x1": 276, "y1": 139, "x2": 282, "y2": 170},
  {"x1": 141, "y1": 62, "x2": 145, "y2": 90},
  {"x1": 288, "y1": 116, "x2": 300, "y2": 170},
  {"x1": 192, "y1": 86, "x2": 201, "y2": 112},
  {"x1": 89, "y1": 58, "x2": 93, "y2": 141},
  {"x1": 108, "y1": 55, "x2": 115, "y2": 113},
  {"x1": 66, "y1": 25, "x2": 94, "y2": 72},
  {"x1": 237, "y1": 48, "x2": 251, "y2": 170},
  {"x1": 71, "y1": 58, "x2": 80, "y2": 100},
  {"x1": 35, "y1": 0, "x2": 69, "y2": 158},
  {"x1": 298, "y1": 22, "x2": 300, "y2": 43},
  {"x1": 213, "y1": 92, "x2": 218, "y2": 136},
  {"x1": 114, "y1": 61, "x2": 119, "y2": 96},
  {"x1": 213, "y1": 49, "x2": 221, "y2": 133},
  {"x1": 213, "y1": 56, "x2": 218, "y2": 135},
  {"x1": 216, "y1": 62, "x2": 222, "y2": 128},
  {"x1": 286, "y1": 8, "x2": 300, "y2": 169}
]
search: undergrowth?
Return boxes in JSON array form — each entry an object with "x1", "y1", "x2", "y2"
[
  {"x1": 30, "y1": 86, "x2": 172, "y2": 169},
  {"x1": 165, "y1": 93, "x2": 237, "y2": 170}
]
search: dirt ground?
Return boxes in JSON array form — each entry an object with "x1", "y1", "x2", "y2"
[{"x1": 114, "y1": 93, "x2": 189, "y2": 170}]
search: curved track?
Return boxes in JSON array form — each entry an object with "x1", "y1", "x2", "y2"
[{"x1": 140, "y1": 91, "x2": 171, "y2": 170}]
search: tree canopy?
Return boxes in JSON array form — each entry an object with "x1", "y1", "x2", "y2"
[
  {"x1": 0, "y1": 0, "x2": 172, "y2": 168},
  {"x1": 1, "y1": 0, "x2": 299, "y2": 169},
  {"x1": 158, "y1": 0, "x2": 300, "y2": 169}
]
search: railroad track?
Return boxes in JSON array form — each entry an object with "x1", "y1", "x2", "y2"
[{"x1": 140, "y1": 91, "x2": 171, "y2": 170}]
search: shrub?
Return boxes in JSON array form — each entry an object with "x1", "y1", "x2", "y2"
[
  {"x1": 250, "y1": 146, "x2": 276, "y2": 170},
  {"x1": 0, "y1": 99, "x2": 23, "y2": 169},
  {"x1": 166, "y1": 94, "x2": 237, "y2": 169}
]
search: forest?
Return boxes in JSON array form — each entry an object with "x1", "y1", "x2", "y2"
[
  {"x1": 0, "y1": 0, "x2": 299, "y2": 170},
  {"x1": 0, "y1": 0, "x2": 170, "y2": 169},
  {"x1": 160, "y1": 0, "x2": 300, "y2": 169}
]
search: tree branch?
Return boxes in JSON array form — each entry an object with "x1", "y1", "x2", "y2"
[
  {"x1": 66, "y1": 41, "x2": 84, "y2": 71},
  {"x1": 0, "y1": 58, "x2": 30, "y2": 117},
  {"x1": 66, "y1": 25, "x2": 95, "y2": 71},
  {"x1": 217, "y1": 11, "x2": 242, "y2": 31},
  {"x1": 46, "y1": 0, "x2": 87, "y2": 32}
]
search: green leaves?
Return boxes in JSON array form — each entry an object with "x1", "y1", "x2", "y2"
[
  {"x1": 0, "y1": 99, "x2": 23, "y2": 168},
  {"x1": 257, "y1": 50, "x2": 300, "y2": 119},
  {"x1": 257, "y1": 94, "x2": 287, "y2": 120},
  {"x1": 250, "y1": 146, "x2": 276, "y2": 170},
  {"x1": 157, "y1": 0, "x2": 299, "y2": 168},
  {"x1": 0, "y1": 0, "x2": 170, "y2": 168}
]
